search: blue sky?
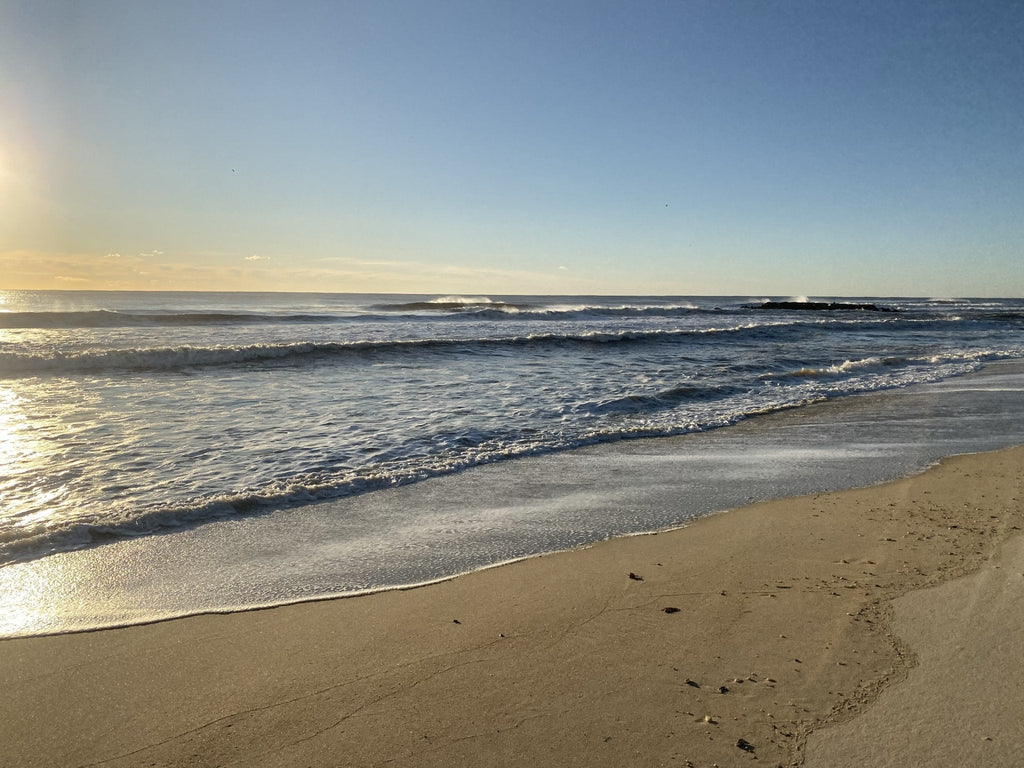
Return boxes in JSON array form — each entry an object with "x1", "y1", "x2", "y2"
[{"x1": 2, "y1": 0, "x2": 1022, "y2": 296}]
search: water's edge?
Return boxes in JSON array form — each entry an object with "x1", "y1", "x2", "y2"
[{"x1": 2, "y1": 358, "x2": 1023, "y2": 638}]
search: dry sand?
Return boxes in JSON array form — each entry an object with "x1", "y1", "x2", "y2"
[{"x1": 1, "y1": 446, "x2": 1021, "y2": 768}]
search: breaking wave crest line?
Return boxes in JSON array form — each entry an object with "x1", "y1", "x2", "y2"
[
  {"x1": 0, "y1": 302, "x2": 710, "y2": 327},
  {"x1": 0, "y1": 321, "x2": 801, "y2": 378},
  {"x1": 0, "y1": 310, "x2": 349, "y2": 328}
]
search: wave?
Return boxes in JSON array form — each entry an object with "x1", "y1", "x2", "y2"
[
  {"x1": 9, "y1": 302, "x2": 1012, "y2": 330},
  {"x1": 0, "y1": 321, "x2": 801, "y2": 378},
  {"x1": 467, "y1": 303, "x2": 709, "y2": 320},
  {"x1": 0, "y1": 428, "x2": 606, "y2": 565},
  {"x1": 564, "y1": 383, "x2": 746, "y2": 417},
  {"x1": 757, "y1": 350, "x2": 1008, "y2": 382},
  {"x1": 1, "y1": 347, "x2": 1016, "y2": 566},
  {"x1": 0, "y1": 376, "x2": 881, "y2": 567},
  {"x1": 0, "y1": 310, "x2": 343, "y2": 329},
  {"x1": 369, "y1": 296, "x2": 532, "y2": 313},
  {"x1": 1, "y1": 342, "x2": 342, "y2": 376},
  {"x1": 370, "y1": 297, "x2": 705, "y2": 320},
  {"x1": 760, "y1": 355, "x2": 907, "y2": 380},
  {"x1": 0, "y1": 302, "x2": 717, "y2": 327}
]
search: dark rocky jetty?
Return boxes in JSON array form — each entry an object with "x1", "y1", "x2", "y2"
[{"x1": 748, "y1": 301, "x2": 899, "y2": 312}]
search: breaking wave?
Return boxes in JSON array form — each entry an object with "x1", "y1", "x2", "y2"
[{"x1": 0, "y1": 321, "x2": 800, "y2": 378}]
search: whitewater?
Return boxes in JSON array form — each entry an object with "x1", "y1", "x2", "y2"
[
  {"x1": 2, "y1": 291, "x2": 1023, "y2": 566},
  {"x1": 2, "y1": 291, "x2": 1024, "y2": 635}
]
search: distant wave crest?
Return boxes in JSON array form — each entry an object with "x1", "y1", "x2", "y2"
[
  {"x1": 369, "y1": 297, "x2": 704, "y2": 319},
  {"x1": 0, "y1": 300, "x2": 712, "y2": 328},
  {"x1": 0, "y1": 321, "x2": 799, "y2": 378},
  {"x1": 3, "y1": 299, "x2": 1021, "y2": 330},
  {"x1": 0, "y1": 309, "x2": 353, "y2": 329}
]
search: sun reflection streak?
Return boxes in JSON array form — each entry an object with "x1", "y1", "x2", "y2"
[
  {"x1": 0, "y1": 385, "x2": 32, "y2": 452},
  {"x1": 0, "y1": 385, "x2": 48, "y2": 517},
  {"x1": 0, "y1": 386, "x2": 55, "y2": 634}
]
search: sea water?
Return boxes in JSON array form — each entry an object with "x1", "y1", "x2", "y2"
[{"x1": 1, "y1": 292, "x2": 1023, "y2": 635}]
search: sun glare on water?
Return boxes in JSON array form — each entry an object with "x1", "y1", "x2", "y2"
[
  {"x1": 0, "y1": 387, "x2": 39, "y2": 479},
  {"x1": 0, "y1": 387, "x2": 72, "y2": 636}
]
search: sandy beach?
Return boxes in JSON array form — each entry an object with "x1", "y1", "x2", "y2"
[{"x1": 2, "y1": 445, "x2": 1021, "y2": 768}]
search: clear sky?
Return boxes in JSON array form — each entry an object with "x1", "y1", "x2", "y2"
[{"x1": 2, "y1": 0, "x2": 1022, "y2": 296}]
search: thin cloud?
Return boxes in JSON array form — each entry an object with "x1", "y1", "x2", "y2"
[{"x1": 1, "y1": 248, "x2": 606, "y2": 294}]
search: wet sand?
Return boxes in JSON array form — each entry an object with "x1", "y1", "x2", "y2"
[{"x1": 1, "y1": 446, "x2": 1021, "y2": 767}]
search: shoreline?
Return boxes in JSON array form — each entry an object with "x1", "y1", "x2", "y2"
[
  {"x1": 3, "y1": 444, "x2": 1021, "y2": 767},
  {"x1": 4, "y1": 358, "x2": 1024, "y2": 639},
  {"x1": 0, "y1": 449, "x2": 989, "y2": 642}
]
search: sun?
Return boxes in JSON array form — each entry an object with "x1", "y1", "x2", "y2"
[
  {"x1": 0, "y1": 141, "x2": 29, "y2": 218},
  {"x1": 0, "y1": 138, "x2": 41, "y2": 203}
]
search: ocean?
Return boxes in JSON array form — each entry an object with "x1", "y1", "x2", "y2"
[{"x1": 2, "y1": 291, "x2": 1023, "y2": 636}]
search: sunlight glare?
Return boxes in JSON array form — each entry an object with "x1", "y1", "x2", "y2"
[
  {"x1": 0, "y1": 386, "x2": 75, "y2": 636},
  {"x1": 0, "y1": 385, "x2": 64, "y2": 535},
  {"x1": 0, "y1": 386, "x2": 37, "y2": 475}
]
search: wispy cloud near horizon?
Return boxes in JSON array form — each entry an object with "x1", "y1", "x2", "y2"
[{"x1": 0, "y1": 248, "x2": 602, "y2": 294}]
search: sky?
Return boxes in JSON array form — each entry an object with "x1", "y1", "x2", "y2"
[{"x1": 1, "y1": 0, "x2": 1022, "y2": 297}]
